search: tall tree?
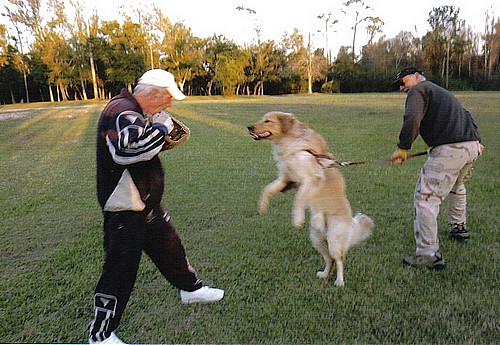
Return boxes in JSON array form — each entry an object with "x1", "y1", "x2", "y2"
[
  {"x1": 36, "y1": 31, "x2": 73, "y2": 101},
  {"x1": 99, "y1": 19, "x2": 146, "y2": 93},
  {"x1": 215, "y1": 48, "x2": 250, "y2": 95},
  {"x1": 245, "y1": 39, "x2": 286, "y2": 95},
  {"x1": 310, "y1": 47, "x2": 329, "y2": 92},
  {"x1": 87, "y1": 14, "x2": 101, "y2": 98},
  {"x1": 154, "y1": 8, "x2": 202, "y2": 95},
  {"x1": 0, "y1": 24, "x2": 24, "y2": 103},
  {"x1": 343, "y1": 0, "x2": 373, "y2": 62},
  {"x1": 332, "y1": 46, "x2": 360, "y2": 92},
  {"x1": 317, "y1": 12, "x2": 338, "y2": 64},
  {"x1": 426, "y1": 5, "x2": 460, "y2": 88},
  {"x1": 203, "y1": 35, "x2": 241, "y2": 96},
  {"x1": 69, "y1": 0, "x2": 92, "y2": 100},
  {"x1": 305, "y1": 34, "x2": 330, "y2": 93},
  {"x1": 483, "y1": 11, "x2": 500, "y2": 80},
  {"x1": 387, "y1": 31, "x2": 418, "y2": 70},
  {"x1": 365, "y1": 16, "x2": 384, "y2": 45},
  {"x1": 282, "y1": 28, "x2": 308, "y2": 93},
  {"x1": 0, "y1": 24, "x2": 8, "y2": 66},
  {"x1": 2, "y1": 0, "x2": 45, "y2": 102}
]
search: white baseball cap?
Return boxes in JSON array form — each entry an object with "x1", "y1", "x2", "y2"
[{"x1": 137, "y1": 69, "x2": 186, "y2": 100}]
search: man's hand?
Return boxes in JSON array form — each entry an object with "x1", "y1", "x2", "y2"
[
  {"x1": 151, "y1": 111, "x2": 174, "y2": 134},
  {"x1": 162, "y1": 115, "x2": 191, "y2": 150},
  {"x1": 390, "y1": 148, "x2": 408, "y2": 164}
]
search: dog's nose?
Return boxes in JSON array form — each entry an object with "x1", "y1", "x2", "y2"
[{"x1": 247, "y1": 124, "x2": 254, "y2": 131}]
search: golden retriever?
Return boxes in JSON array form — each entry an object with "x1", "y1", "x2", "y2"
[{"x1": 247, "y1": 111, "x2": 374, "y2": 287}]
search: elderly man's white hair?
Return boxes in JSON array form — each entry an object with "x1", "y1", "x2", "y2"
[{"x1": 133, "y1": 83, "x2": 163, "y2": 96}]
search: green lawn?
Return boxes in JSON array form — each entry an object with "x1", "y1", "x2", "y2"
[{"x1": 0, "y1": 93, "x2": 498, "y2": 344}]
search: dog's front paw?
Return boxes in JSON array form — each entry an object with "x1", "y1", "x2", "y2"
[
  {"x1": 292, "y1": 213, "x2": 305, "y2": 228},
  {"x1": 334, "y1": 278, "x2": 345, "y2": 287},
  {"x1": 292, "y1": 204, "x2": 306, "y2": 227}
]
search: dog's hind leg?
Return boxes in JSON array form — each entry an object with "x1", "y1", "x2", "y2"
[
  {"x1": 309, "y1": 220, "x2": 333, "y2": 279},
  {"x1": 327, "y1": 238, "x2": 346, "y2": 287},
  {"x1": 316, "y1": 249, "x2": 334, "y2": 279},
  {"x1": 326, "y1": 217, "x2": 351, "y2": 287},
  {"x1": 332, "y1": 253, "x2": 345, "y2": 287}
]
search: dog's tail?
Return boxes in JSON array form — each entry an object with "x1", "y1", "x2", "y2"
[{"x1": 349, "y1": 213, "x2": 374, "y2": 247}]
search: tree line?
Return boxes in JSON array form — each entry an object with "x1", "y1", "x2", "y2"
[{"x1": 1, "y1": 0, "x2": 499, "y2": 104}]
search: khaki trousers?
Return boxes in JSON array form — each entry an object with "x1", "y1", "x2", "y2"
[{"x1": 413, "y1": 141, "x2": 481, "y2": 255}]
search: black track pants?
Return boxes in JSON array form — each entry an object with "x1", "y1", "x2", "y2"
[{"x1": 89, "y1": 208, "x2": 202, "y2": 341}]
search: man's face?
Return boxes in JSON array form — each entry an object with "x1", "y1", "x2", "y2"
[
  {"x1": 399, "y1": 73, "x2": 420, "y2": 93},
  {"x1": 143, "y1": 88, "x2": 173, "y2": 114}
]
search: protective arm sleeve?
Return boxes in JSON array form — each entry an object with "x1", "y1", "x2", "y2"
[{"x1": 106, "y1": 110, "x2": 166, "y2": 165}]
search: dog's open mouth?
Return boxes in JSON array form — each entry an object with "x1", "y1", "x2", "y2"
[{"x1": 248, "y1": 130, "x2": 272, "y2": 140}]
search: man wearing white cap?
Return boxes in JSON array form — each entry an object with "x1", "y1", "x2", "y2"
[{"x1": 89, "y1": 69, "x2": 224, "y2": 344}]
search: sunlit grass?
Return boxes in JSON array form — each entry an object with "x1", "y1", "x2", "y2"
[{"x1": 0, "y1": 93, "x2": 498, "y2": 344}]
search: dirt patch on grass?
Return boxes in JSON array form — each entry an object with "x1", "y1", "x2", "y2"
[{"x1": 0, "y1": 109, "x2": 36, "y2": 121}]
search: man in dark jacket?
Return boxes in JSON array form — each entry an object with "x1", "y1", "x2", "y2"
[
  {"x1": 89, "y1": 69, "x2": 224, "y2": 344},
  {"x1": 390, "y1": 66, "x2": 482, "y2": 269}
]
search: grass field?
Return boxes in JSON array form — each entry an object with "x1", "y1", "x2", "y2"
[{"x1": 0, "y1": 93, "x2": 498, "y2": 344}]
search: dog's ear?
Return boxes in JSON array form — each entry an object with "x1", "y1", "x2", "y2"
[{"x1": 278, "y1": 112, "x2": 296, "y2": 134}]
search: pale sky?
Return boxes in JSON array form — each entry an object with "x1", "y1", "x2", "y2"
[
  {"x1": 81, "y1": 0, "x2": 498, "y2": 56},
  {"x1": 65, "y1": 0, "x2": 499, "y2": 56}
]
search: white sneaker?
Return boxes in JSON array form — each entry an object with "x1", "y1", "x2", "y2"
[
  {"x1": 89, "y1": 332, "x2": 126, "y2": 344},
  {"x1": 180, "y1": 286, "x2": 224, "y2": 303}
]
